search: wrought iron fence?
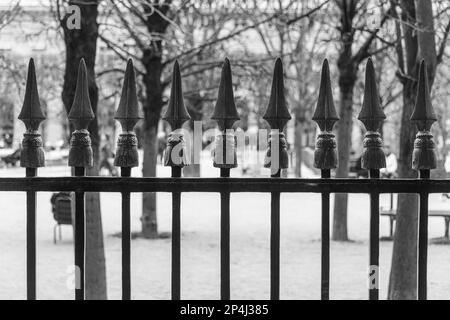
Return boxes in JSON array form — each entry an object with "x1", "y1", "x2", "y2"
[{"x1": 10, "y1": 55, "x2": 440, "y2": 300}]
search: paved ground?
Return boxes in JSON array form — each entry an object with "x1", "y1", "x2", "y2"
[{"x1": 0, "y1": 158, "x2": 449, "y2": 300}]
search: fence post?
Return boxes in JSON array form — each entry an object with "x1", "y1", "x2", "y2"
[
  {"x1": 211, "y1": 58, "x2": 240, "y2": 300},
  {"x1": 411, "y1": 60, "x2": 437, "y2": 300},
  {"x1": 357, "y1": 58, "x2": 386, "y2": 300},
  {"x1": 114, "y1": 59, "x2": 142, "y2": 300},
  {"x1": 68, "y1": 58, "x2": 95, "y2": 300},
  {"x1": 162, "y1": 60, "x2": 191, "y2": 300},
  {"x1": 263, "y1": 58, "x2": 291, "y2": 300},
  {"x1": 312, "y1": 59, "x2": 339, "y2": 300},
  {"x1": 19, "y1": 58, "x2": 46, "y2": 300}
]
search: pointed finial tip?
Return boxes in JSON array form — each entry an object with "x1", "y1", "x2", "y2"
[
  {"x1": 358, "y1": 57, "x2": 385, "y2": 125},
  {"x1": 125, "y1": 59, "x2": 135, "y2": 76},
  {"x1": 410, "y1": 58, "x2": 436, "y2": 127},
  {"x1": 312, "y1": 59, "x2": 339, "y2": 130},
  {"x1": 18, "y1": 56, "x2": 45, "y2": 127},
  {"x1": 274, "y1": 58, "x2": 283, "y2": 71},
  {"x1": 173, "y1": 60, "x2": 180, "y2": 72},
  {"x1": 162, "y1": 59, "x2": 190, "y2": 128},
  {"x1": 366, "y1": 57, "x2": 375, "y2": 70},
  {"x1": 115, "y1": 58, "x2": 141, "y2": 125},
  {"x1": 78, "y1": 58, "x2": 87, "y2": 74},
  {"x1": 321, "y1": 59, "x2": 330, "y2": 75},
  {"x1": 211, "y1": 57, "x2": 239, "y2": 127},
  {"x1": 68, "y1": 58, "x2": 95, "y2": 124},
  {"x1": 419, "y1": 59, "x2": 427, "y2": 74},
  {"x1": 262, "y1": 57, "x2": 291, "y2": 128}
]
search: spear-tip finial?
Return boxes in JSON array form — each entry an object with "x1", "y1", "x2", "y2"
[
  {"x1": 162, "y1": 60, "x2": 191, "y2": 129},
  {"x1": 358, "y1": 58, "x2": 386, "y2": 131},
  {"x1": 263, "y1": 58, "x2": 291, "y2": 130},
  {"x1": 211, "y1": 57, "x2": 239, "y2": 130},
  {"x1": 312, "y1": 59, "x2": 338, "y2": 132},
  {"x1": 18, "y1": 58, "x2": 45, "y2": 131},
  {"x1": 410, "y1": 59, "x2": 437, "y2": 131},
  {"x1": 115, "y1": 58, "x2": 142, "y2": 131},
  {"x1": 68, "y1": 58, "x2": 95, "y2": 130}
]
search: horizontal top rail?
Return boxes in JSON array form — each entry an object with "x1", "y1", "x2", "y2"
[{"x1": 0, "y1": 177, "x2": 449, "y2": 193}]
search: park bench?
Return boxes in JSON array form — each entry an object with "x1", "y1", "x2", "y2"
[
  {"x1": 381, "y1": 206, "x2": 450, "y2": 242},
  {"x1": 50, "y1": 192, "x2": 72, "y2": 244}
]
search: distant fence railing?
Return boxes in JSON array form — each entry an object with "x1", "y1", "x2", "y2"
[{"x1": 11, "y1": 55, "x2": 440, "y2": 300}]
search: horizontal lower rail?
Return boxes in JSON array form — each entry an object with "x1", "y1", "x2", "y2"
[{"x1": 0, "y1": 177, "x2": 445, "y2": 193}]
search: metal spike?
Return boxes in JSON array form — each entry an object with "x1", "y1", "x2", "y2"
[
  {"x1": 115, "y1": 59, "x2": 142, "y2": 131},
  {"x1": 411, "y1": 60, "x2": 437, "y2": 131},
  {"x1": 211, "y1": 58, "x2": 239, "y2": 130},
  {"x1": 19, "y1": 58, "x2": 45, "y2": 168},
  {"x1": 358, "y1": 58, "x2": 386, "y2": 170},
  {"x1": 358, "y1": 58, "x2": 386, "y2": 131},
  {"x1": 312, "y1": 59, "x2": 339, "y2": 132},
  {"x1": 18, "y1": 58, "x2": 45, "y2": 131},
  {"x1": 68, "y1": 58, "x2": 95, "y2": 130},
  {"x1": 312, "y1": 59, "x2": 338, "y2": 170},
  {"x1": 263, "y1": 58, "x2": 291, "y2": 130},
  {"x1": 411, "y1": 60, "x2": 437, "y2": 170},
  {"x1": 162, "y1": 60, "x2": 191, "y2": 129}
]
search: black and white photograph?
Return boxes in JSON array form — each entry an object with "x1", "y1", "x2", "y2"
[{"x1": 0, "y1": 0, "x2": 449, "y2": 309}]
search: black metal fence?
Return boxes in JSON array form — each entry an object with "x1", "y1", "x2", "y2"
[{"x1": 11, "y1": 56, "x2": 440, "y2": 300}]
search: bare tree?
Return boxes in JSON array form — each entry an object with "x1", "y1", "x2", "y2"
[
  {"x1": 332, "y1": 0, "x2": 391, "y2": 240},
  {"x1": 239, "y1": 0, "x2": 330, "y2": 177},
  {"x1": 388, "y1": 0, "x2": 450, "y2": 299},
  {"x1": 99, "y1": 0, "x2": 327, "y2": 238},
  {"x1": 57, "y1": 0, "x2": 107, "y2": 299}
]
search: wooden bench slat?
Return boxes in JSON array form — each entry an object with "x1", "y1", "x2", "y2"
[{"x1": 381, "y1": 210, "x2": 450, "y2": 217}]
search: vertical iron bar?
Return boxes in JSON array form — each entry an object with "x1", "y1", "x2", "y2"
[
  {"x1": 220, "y1": 167, "x2": 230, "y2": 300},
  {"x1": 121, "y1": 167, "x2": 131, "y2": 300},
  {"x1": 418, "y1": 169, "x2": 430, "y2": 300},
  {"x1": 26, "y1": 167, "x2": 37, "y2": 300},
  {"x1": 270, "y1": 169, "x2": 281, "y2": 300},
  {"x1": 74, "y1": 166, "x2": 85, "y2": 300},
  {"x1": 171, "y1": 166, "x2": 182, "y2": 300},
  {"x1": 369, "y1": 169, "x2": 380, "y2": 300},
  {"x1": 321, "y1": 169, "x2": 330, "y2": 300}
]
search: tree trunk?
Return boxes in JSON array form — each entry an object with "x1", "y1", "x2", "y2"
[
  {"x1": 61, "y1": 0, "x2": 106, "y2": 299},
  {"x1": 138, "y1": 2, "x2": 171, "y2": 238},
  {"x1": 294, "y1": 118, "x2": 303, "y2": 177},
  {"x1": 388, "y1": 84, "x2": 418, "y2": 300},
  {"x1": 140, "y1": 44, "x2": 164, "y2": 238},
  {"x1": 332, "y1": 0, "x2": 357, "y2": 241},
  {"x1": 388, "y1": 0, "x2": 437, "y2": 299},
  {"x1": 142, "y1": 125, "x2": 159, "y2": 238},
  {"x1": 332, "y1": 82, "x2": 354, "y2": 241},
  {"x1": 333, "y1": 63, "x2": 356, "y2": 241}
]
